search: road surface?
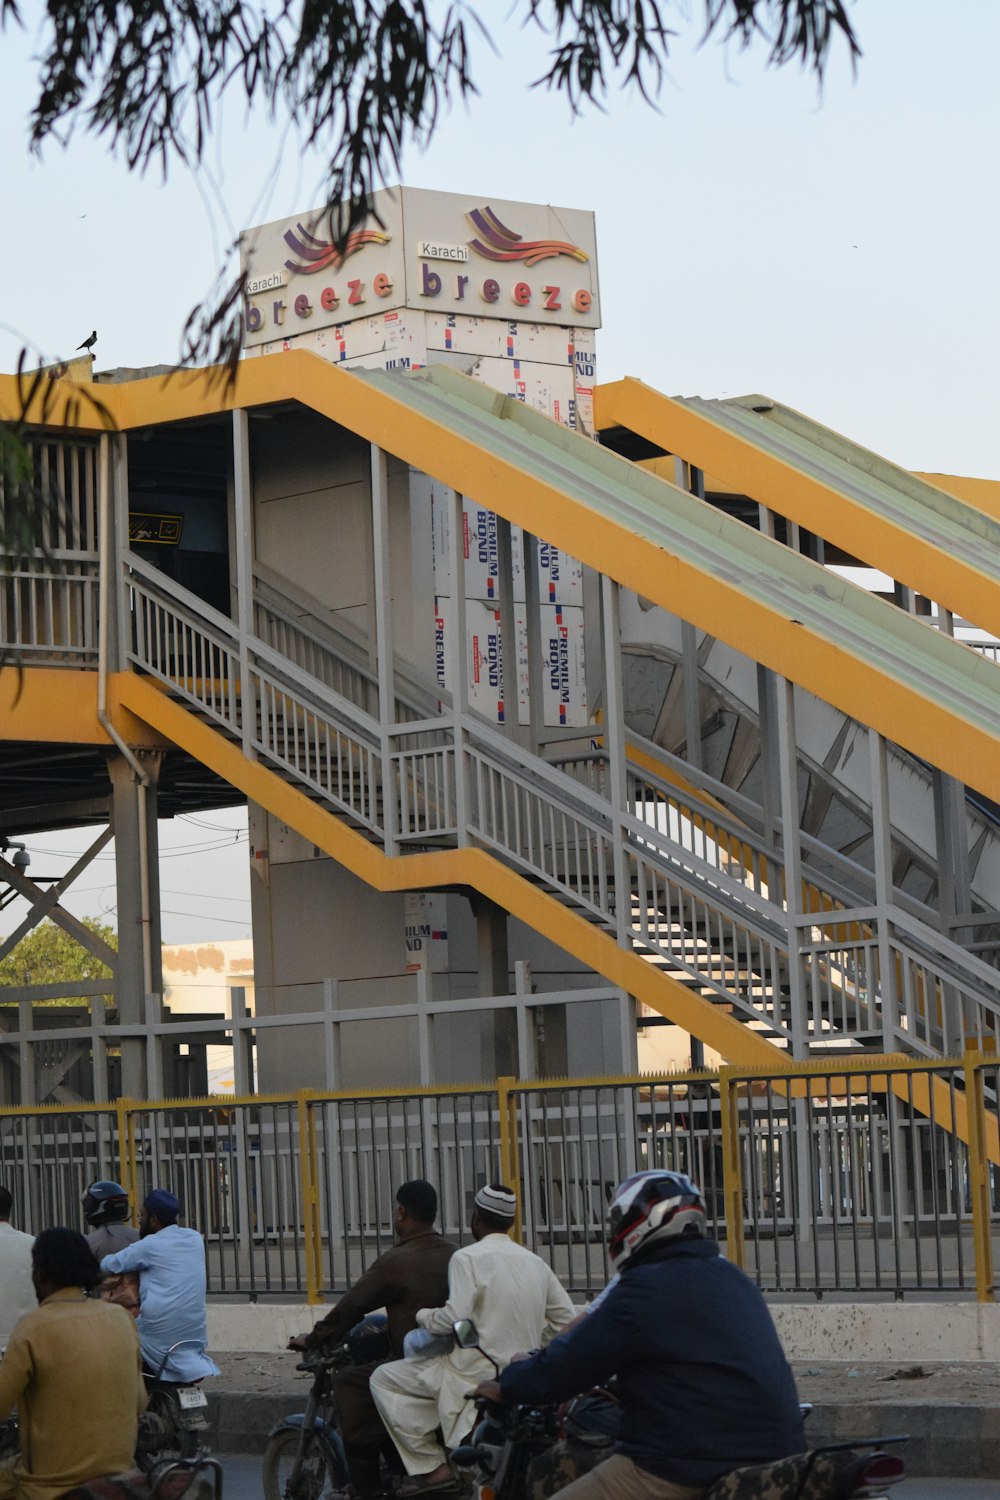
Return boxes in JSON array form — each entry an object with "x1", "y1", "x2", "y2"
[{"x1": 217, "y1": 1453, "x2": 997, "y2": 1498}]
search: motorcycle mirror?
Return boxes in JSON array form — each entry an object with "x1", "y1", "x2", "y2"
[
  {"x1": 453, "y1": 1320, "x2": 479, "y2": 1349},
  {"x1": 452, "y1": 1320, "x2": 501, "y2": 1378}
]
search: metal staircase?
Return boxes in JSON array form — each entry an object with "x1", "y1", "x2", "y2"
[{"x1": 122, "y1": 548, "x2": 1000, "y2": 1062}]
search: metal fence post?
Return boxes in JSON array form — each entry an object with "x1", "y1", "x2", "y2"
[
  {"x1": 962, "y1": 1051, "x2": 996, "y2": 1304},
  {"x1": 497, "y1": 1076, "x2": 523, "y2": 1242},
  {"x1": 297, "y1": 1091, "x2": 323, "y2": 1305},
  {"x1": 117, "y1": 1097, "x2": 138, "y2": 1224},
  {"x1": 719, "y1": 1068, "x2": 746, "y2": 1271}
]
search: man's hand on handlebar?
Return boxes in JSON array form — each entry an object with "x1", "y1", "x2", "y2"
[
  {"x1": 287, "y1": 1334, "x2": 310, "y2": 1352},
  {"x1": 471, "y1": 1380, "x2": 503, "y2": 1404}
]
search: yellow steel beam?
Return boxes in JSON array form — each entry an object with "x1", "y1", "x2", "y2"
[
  {"x1": 594, "y1": 377, "x2": 1000, "y2": 641},
  {"x1": 918, "y1": 472, "x2": 1000, "y2": 520},
  {"x1": 0, "y1": 667, "x2": 167, "y2": 747},
  {"x1": 113, "y1": 672, "x2": 781, "y2": 1067}
]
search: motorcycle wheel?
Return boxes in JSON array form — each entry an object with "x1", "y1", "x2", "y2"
[
  {"x1": 262, "y1": 1429, "x2": 330, "y2": 1500},
  {"x1": 135, "y1": 1389, "x2": 204, "y2": 1473}
]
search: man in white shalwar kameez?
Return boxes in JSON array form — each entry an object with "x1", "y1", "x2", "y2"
[{"x1": 371, "y1": 1183, "x2": 576, "y2": 1494}]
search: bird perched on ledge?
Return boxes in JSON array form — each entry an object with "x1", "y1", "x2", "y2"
[{"x1": 76, "y1": 330, "x2": 97, "y2": 351}]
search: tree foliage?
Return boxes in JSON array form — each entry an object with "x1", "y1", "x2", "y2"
[
  {"x1": 0, "y1": 917, "x2": 118, "y2": 1006},
  {"x1": 0, "y1": 0, "x2": 860, "y2": 371}
]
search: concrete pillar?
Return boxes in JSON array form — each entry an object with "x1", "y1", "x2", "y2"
[
  {"x1": 108, "y1": 751, "x2": 163, "y2": 1098},
  {"x1": 470, "y1": 894, "x2": 516, "y2": 1076}
]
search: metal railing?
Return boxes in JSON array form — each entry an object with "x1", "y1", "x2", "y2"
[
  {"x1": 0, "y1": 436, "x2": 100, "y2": 663},
  {"x1": 1, "y1": 559, "x2": 100, "y2": 662},
  {"x1": 0, "y1": 1057, "x2": 995, "y2": 1303},
  {"x1": 120, "y1": 552, "x2": 1000, "y2": 1057}
]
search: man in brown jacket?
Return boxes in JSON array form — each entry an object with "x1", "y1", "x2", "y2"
[
  {"x1": 289, "y1": 1180, "x2": 456, "y2": 1499},
  {"x1": 0, "y1": 1228, "x2": 146, "y2": 1500}
]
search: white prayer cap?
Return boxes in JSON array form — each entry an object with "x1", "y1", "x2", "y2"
[{"x1": 474, "y1": 1183, "x2": 517, "y2": 1221}]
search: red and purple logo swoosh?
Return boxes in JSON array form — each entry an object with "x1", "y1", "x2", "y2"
[
  {"x1": 466, "y1": 206, "x2": 589, "y2": 266},
  {"x1": 283, "y1": 223, "x2": 391, "y2": 275}
]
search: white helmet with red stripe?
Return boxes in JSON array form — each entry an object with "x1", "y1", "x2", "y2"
[{"x1": 607, "y1": 1170, "x2": 707, "y2": 1270}]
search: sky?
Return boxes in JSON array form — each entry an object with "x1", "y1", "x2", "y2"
[{"x1": 1, "y1": 0, "x2": 998, "y2": 944}]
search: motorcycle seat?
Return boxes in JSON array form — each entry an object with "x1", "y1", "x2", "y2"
[
  {"x1": 60, "y1": 1464, "x2": 215, "y2": 1500},
  {"x1": 701, "y1": 1446, "x2": 886, "y2": 1500}
]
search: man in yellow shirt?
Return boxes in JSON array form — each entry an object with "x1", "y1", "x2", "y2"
[{"x1": 0, "y1": 1228, "x2": 146, "y2": 1500}]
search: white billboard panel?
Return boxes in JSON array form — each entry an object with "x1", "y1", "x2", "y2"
[
  {"x1": 404, "y1": 892, "x2": 450, "y2": 974},
  {"x1": 541, "y1": 604, "x2": 588, "y2": 727},
  {"x1": 424, "y1": 313, "x2": 577, "y2": 366},
  {"x1": 247, "y1": 311, "x2": 428, "y2": 370},
  {"x1": 433, "y1": 596, "x2": 531, "y2": 727},
  {"x1": 433, "y1": 596, "x2": 585, "y2": 729},
  {"x1": 241, "y1": 186, "x2": 599, "y2": 349}
]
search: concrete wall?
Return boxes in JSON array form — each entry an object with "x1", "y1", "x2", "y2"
[
  {"x1": 247, "y1": 808, "x2": 632, "y2": 1092},
  {"x1": 206, "y1": 1298, "x2": 1000, "y2": 1362},
  {"x1": 251, "y1": 410, "x2": 417, "y2": 664}
]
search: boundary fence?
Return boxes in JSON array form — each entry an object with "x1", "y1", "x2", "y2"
[{"x1": 0, "y1": 1054, "x2": 995, "y2": 1303}]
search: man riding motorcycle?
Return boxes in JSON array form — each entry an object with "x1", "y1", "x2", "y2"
[
  {"x1": 0, "y1": 1228, "x2": 146, "y2": 1500},
  {"x1": 83, "y1": 1182, "x2": 140, "y2": 1319},
  {"x1": 288, "y1": 1178, "x2": 457, "y2": 1500},
  {"x1": 373, "y1": 1183, "x2": 576, "y2": 1495},
  {"x1": 99, "y1": 1189, "x2": 219, "y2": 1382},
  {"x1": 82, "y1": 1183, "x2": 138, "y2": 1262},
  {"x1": 474, "y1": 1171, "x2": 805, "y2": 1500}
]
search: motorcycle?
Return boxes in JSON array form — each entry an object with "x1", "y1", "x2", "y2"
[
  {"x1": 0, "y1": 1418, "x2": 17, "y2": 1463},
  {"x1": 135, "y1": 1339, "x2": 212, "y2": 1472},
  {"x1": 263, "y1": 1314, "x2": 399, "y2": 1500},
  {"x1": 448, "y1": 1321, "x2": 908, "y2": 1500}
]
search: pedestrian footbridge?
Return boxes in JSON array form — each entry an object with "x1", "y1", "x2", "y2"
[{"x1": 3, "y1": 354, "x2": 1000, "y2": 1100}]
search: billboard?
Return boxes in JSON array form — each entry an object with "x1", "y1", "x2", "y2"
[{"x1": 241, "y1": 186, "x2": 600, "y2": 349}]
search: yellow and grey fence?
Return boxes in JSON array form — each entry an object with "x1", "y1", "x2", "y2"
[{"x1": 0, "y1": 1054, "x2": 996, "y2": 1303}]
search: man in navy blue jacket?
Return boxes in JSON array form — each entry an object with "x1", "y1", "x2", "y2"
[{"x1": 474, "y1": 1171, "x2": 804, "y2": 1500}]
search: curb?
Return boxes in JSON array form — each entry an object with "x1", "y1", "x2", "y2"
[
  {"x1": 204, "y1": 1390, "x2": 997, "y2": 1479},
  {"x1": 804, "y1": 1402, "x2": 998, "y2": 1481}
]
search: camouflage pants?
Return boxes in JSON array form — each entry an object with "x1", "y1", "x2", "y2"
[
  {"x1": 526, "y1": 1443, "x2": 869, "y2": 1500},
  {"x1": 527, "y1": 1451, "x2": 700, "y2": 1500},
  {"x1": 700, "y1": 1448, "x2": 869, "y2": 1499}
]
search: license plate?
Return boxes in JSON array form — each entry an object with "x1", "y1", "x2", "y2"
[{"x1": 177, "y1": 1387, "x2": 208, "y2": 1410}]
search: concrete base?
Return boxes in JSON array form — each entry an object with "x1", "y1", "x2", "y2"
[
  {"x1": 770, "y1": 1301, "x2": 1000, "y2": 1363},
  {"x1": 208, "y1": 1299, "x2": 1000, "y2": 1362}
]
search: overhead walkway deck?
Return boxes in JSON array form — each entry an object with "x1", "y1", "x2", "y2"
[{"x1": 594, "y1": 378, "x2": 1000, "y2": 635}]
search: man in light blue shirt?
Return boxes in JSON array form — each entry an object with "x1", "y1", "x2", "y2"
[{"x1": 100, "y1": 1189, "x2": 219, "y2": 1383}]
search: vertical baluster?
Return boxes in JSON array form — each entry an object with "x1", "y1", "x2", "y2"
[
  {"x1": 54, "y1": 444, "x2": 68, "y2": 550},
  {"x1": 336, "y1": 728, "x2": 347, "y2": 808}
]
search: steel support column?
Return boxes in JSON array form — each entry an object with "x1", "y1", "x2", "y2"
[
  {"x1": 109, "y1": 751, "x2": 164, "y2": 1098},
  {"x1": 370, "y1": 445, "x2": 398, "y2": 855},
  {"x1": 601, "y1": 575, "x2": 630, "y2": 949},
  {"x1": 522, "y1": 530, "x2": 546, "y2": 758},
  {"x1": 232, "y1": 409, "x2": 257, "y2": 758},
  {"x1": 448, "y1": 490, "x2": 471, "y2": 846},
  {"x1": 471, "y1": 894, "x2": 515, "y2": 1078},
  {"x1": 868, "y1": 728, "x2": 901, "y2": 1051},
  {"x1": 675, "y1": 461, "x2": 704, "y2": 775},
  {"x1": 494, "y1": 515, "x2": 523, "y2": 747},
  {"x1": 112, "y1": 435, "x2": 130, "y2": 671},
  {"x1": 775, "y1": 677, "x2": 808, "y2": 1056}
]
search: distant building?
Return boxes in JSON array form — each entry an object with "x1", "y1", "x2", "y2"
[{"x1": 162, "y1": 940, "x2": 254, "y2": 1095}]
